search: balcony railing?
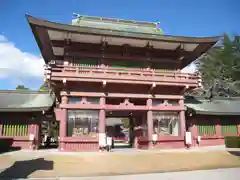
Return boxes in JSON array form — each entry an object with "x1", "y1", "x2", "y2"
[{"x1": 45, "y1": 64, "x2": 201, "y2": 87}]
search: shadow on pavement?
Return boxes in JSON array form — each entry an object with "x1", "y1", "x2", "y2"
[
  {"x1": 0, "y1": 158, "x2": 53, "y2": 179},
  {"x1": 0, "y1": 138, "x2": 21, "y2": 154},
  {"x1": 228, "y1": 151, "x2": 240, "y2": 156}
]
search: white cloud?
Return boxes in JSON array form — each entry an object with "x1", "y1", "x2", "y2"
[
  {"x1": 0, "y1": 35, "x2": 44, "y2": 89},
  {"x1": 181, "y1": 63, "x2": 197, "y2": 73}
]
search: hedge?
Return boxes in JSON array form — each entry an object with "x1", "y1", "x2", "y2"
[
  {"x1": 224, "y1": 136, "x2": 240, "y2": 148},
  {"x1": 0, "y1": 138, "x2": 13, "y2": 152}
]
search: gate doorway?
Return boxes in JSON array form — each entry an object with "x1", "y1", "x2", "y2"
[
  {"x1": 39, "y1": 120, "x2": 59, "y2": 149},
  {"x1": 106, "y1": 111, "x2": 147, "y2": 149}
]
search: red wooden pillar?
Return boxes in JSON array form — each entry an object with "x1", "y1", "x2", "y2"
[
  {"x1": 215, "y1": 119, "x2": 221, "y2": 136},
  {"x1": 31, "y1": 123, "x2": 40, "y2": 150},
  {"x1": 237, "y1": 116, "x2": 240, "y2": 135},
  {"x1": 58, "y1": 94, "x2": 68, "y2": 151},
  {"x1": 28, "y1": 118, "x2": 37, "y2": 149},
  {"x1": 35, "y1": 122, "x2": 40, "y2": 149},
  {"x1": 59, "y1": 109, "x2": 67, "y2": 151},
  {"x1": 179, "y1": 99, "x2": 186, "y2": 137},
  {"x1": 98, "y1": 97, "x2": 106, "y2": 149},
  {"x1": 98, "y1": 97, "x2": 106, "y2": 134},
  {"x1": 147, "y1": 98, "x2": 153, "y2": 148},
  {"x1": 0, "y1": 120, "x2": 2, "y2": 136},
  {"x1": 191, "y1": 120, "x2": 198, "y2": 137},
  {"x1": 99, "y1": 110, "x2": 106, "y2": 134},
  {"x1": 191, "y1": 119, "x2": 198, "y2": 147}
]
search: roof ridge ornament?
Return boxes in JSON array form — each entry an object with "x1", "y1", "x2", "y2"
[
  {"x1": 73, "y1": 13, "x2": 84, "y2": 23},
  {"x1": 154, "y1": 22, "x2": 160, "y2": 28}
]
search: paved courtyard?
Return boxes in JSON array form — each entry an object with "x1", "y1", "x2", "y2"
[
  {"x1": 2, "y1": 168, "x2": 240, "y2": 180},
  {"x1": 0, "y1": 147, "x2": 239, "y2": 179}
]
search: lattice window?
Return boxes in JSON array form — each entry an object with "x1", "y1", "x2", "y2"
[
  {"x1": 153, "y1": 111, "x2": 180, "y2": 136},
  {"x1": 2, "y1": 119, "x2": 28, "y2": 136},
  {"x1": 67, "y1": 110, "x2": 99, "y2": 137},
  {"x1": 196, "y1": 118, "x2": 216, "y2": 136},
  {"x1": 220, "y1": 119, "x2": 238, "y2": 136}
]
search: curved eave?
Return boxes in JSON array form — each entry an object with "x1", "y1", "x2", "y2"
[
  {"x1": 0, "y1": 106, "x2": 52, "y2": 112},
  {"x1": 187, "y1": 108, "x2": 240, "y2": 116},
  {"x1": 26, "y1": 15, "x2": 220, "y2": 43},
  {"x1": 26, "y1": 15, "x2": 220, "y2": 66}
]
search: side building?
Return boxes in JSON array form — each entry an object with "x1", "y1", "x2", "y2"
[
  {"x1": 26, "y1": 14, "x2": 219, "y2": 151},
  {"x1": 0, "y1": 90, "x2": 55, "y2": 150},
  {"x1": 185, "y1": 96, "x2": 240, "y2": 147}
]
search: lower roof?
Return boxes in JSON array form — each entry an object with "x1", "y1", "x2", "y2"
[
  {"x1": 185, "y1": 96, "x2": 240, "y2": 115},
  {"x1": 2, "y1": 90, "x2": 238, "y2": 115},
  {"x1": 0, "y1": 90, "x2": 55, "y2": 112}
]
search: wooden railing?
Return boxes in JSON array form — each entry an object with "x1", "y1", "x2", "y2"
[{"x1": 46, "y1": 64, "x2": 200, "y2": 86}]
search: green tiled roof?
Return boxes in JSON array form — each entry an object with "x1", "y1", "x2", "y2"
[
  {"x1": 185, "y1": 96, "x2": 240, "y2": 115},
  {"x1": 0, "y1": 90, "x2": 55, "y2": 112},
  {"x1": 72, "y1": 14, "x2": 164, "y2": 35}
]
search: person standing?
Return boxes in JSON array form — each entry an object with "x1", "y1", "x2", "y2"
[{"x1": 106, "y1": 135, "x2": 113, "y2": 152}]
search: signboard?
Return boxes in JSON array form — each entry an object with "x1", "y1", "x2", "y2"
[
  {"x1": 185, "y1": 131, "x2": 192, "y2": 145},
  {"x1": 99, "y1": 133, "x2": 106, "y2": 147}
]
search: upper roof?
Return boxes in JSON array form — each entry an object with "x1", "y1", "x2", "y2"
[
  {"x1": 0, "y1": 90, "x2": 55, "y2": 112},
  {"x1": 72, "y1": 14, "x2": 164, "y2": 35},
  {"x1": 185, "y1": 96, "x2": 240, "y2": 115},
  {"x1": 26, "y1": 15, "x2": 219, "y2": 68}
]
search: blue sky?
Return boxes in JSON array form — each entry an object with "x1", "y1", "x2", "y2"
[{"x1": 0, "y1": 0, "x2": 239, "y2": 90}]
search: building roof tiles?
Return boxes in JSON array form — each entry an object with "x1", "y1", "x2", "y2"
[
  {"x1": 185, "y1": 96, "x2": 240, "y2": 115},
  {"x1": 0, "y1": 90, "x2": 55, "y2": 112}
]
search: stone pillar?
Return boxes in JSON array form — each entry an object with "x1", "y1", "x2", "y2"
[
  {"x1": 59, "y1": 109, "x2": 67, "y2": 151},
  {"x1": 147, "y1": 99, "x2": 153, "y2": 148},
  {"x1": 179, "y1": 99, "x2": 186, "y2": 137}
]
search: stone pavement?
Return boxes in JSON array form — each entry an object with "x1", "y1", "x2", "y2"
[
  {"x1": 6, "y1": 168, "x2": 240, "y2": 180},
  {"x1": 0, "y1": 146, "x2": 239, "y2": 179}
]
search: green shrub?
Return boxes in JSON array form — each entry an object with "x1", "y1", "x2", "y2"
[
  {"x1": 224, "y1": 136, "x2": 240, "y2": 148},
  {"x1": 0, "y1": 138, "x2": 13, "y2": 152}
]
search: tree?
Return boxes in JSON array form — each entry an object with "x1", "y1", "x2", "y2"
[
  {"x1": 39, "y1": 82, "x2": 49, "y2": 91},
  {"x1": 194, "y1": 34, "x2": 240, "y2": 98},
  {"x1": 16, "y1": 85, "x2": 29, "y2": 90},
  {"x1": 121, "y1": 118, "x2": 130, "y2": 128}
]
